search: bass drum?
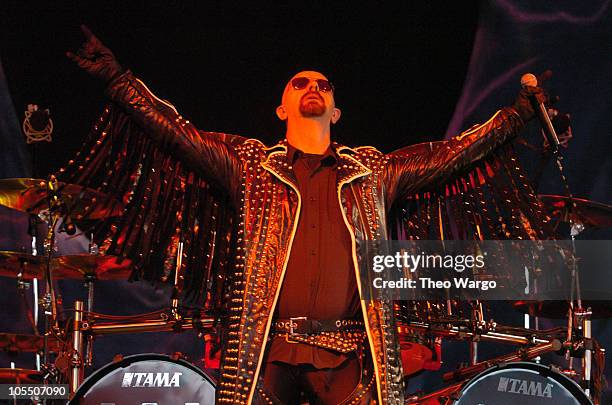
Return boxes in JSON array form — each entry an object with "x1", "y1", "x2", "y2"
[
  {"x1": 69, "y1": 353, "x2": 215, "y2": 404},
  {"x1": 453, "y1": 362, "x2": 591, "y2": 405}
]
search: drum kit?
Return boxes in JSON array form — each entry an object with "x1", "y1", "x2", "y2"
[
  {"x1": 400, "y1": 194, "x2": 612, "y2": 405},
  {"x1": 0, "y1": 177, "x2": 218, "y2": 403},
  {"x1": 0, "y1": 175, "x2": 610, "y2": 404}
]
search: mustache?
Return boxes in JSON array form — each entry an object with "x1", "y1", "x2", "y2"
[{"x1": 301, "y1": 91, "x2": 324, "y2": 102}]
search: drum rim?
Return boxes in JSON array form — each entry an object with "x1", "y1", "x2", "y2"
[
  {"x1": 69, "y1": 353, "x2": 214, "y2": 402},
  {"x1": 456, "y1": 361, "x2": 592, "y2": 404}
]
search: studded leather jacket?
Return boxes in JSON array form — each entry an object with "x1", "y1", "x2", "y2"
[{"x1": 105, "y1": 71, "x2": 524, "y2": 404}]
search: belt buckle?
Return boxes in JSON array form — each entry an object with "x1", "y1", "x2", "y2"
[{"x1": 285, "y1": 316, "x2": 307, "y2": 344}]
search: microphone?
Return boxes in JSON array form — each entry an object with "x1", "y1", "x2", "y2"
[{"x1": 520, "y1": 73, "x2": 560, "y2": 153}]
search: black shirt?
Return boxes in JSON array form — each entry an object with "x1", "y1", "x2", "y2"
[{"x1": 267, "y1": 144, "x2": 360, "y2": 367}]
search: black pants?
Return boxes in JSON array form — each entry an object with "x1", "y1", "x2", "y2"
[{"x1": 253, "y1": 351, "x2": 375, "y2": 405}]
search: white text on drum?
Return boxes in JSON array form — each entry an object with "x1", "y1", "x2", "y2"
[
  {"x1": 497, "y1": 377, "x2": 553, "y2": 398},
  {"x1": 121, "y1": 372, "x2": 182, "y2": 388}
]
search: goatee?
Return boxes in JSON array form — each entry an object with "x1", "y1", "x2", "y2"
[{"x1": 299, "y1": 93, "x2": 326, "y2": 117}]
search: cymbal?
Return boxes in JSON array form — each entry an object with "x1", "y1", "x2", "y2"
[
  {"x1": 57, "y1": 254, "x2": 132, "y2": 280},
  {"x1": 0, "y1": 251, "x2": 59, "y2": 279},
  {"x1": 0, "y1": 251, "x2": 132, "y2": 280},
  {"x1": 0, "y1": 368, "x2": 43, "y2": 384},
  {"x1": 0, "y1": 178, "x2": 123, "y2": 220},
  {"x1": 539, "y1": 194, "x2": 612, "y2": 228},
  {"x1": 513, "y1": 300, "x2": 612, "y2": 319},
  {"x1": 0, "y1": 333, "x2": 62, "y2": 353}
]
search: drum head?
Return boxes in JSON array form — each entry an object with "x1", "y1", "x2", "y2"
[
  {"x1": 70, "y1": 353, "x2": 215, "y2": 404},
  {"x1": 454, "y1": 362, "x2": 591, "y2": 405}
]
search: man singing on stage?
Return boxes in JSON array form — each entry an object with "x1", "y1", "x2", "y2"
[{"x1": 66, "y1": 26, "x2": 546, "y2": 404}]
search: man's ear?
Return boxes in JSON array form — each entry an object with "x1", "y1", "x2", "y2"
[
  {"x1": 276, "y1": 105, "x2": 287, "y2": 120},
  {"x1": 331, "y1": 107, "x2": 341, "y2": 124}
]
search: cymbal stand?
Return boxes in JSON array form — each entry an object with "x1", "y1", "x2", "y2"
[
  {"x1": 83, "y1": 274, "x2": 95, "y2": 367},
  {"x1": 549, "y1": 145, "x2": 592, "y2": 398},
  {"x1": 33, "y1": 277, "x2": 41, "y2": 372},
  {"x1": 170, "y1": 241, "x2": 185, "y2": 322},
  {"x1": 469, "y1": 300, "x2": 485, "y2": 365},
  {"x1": 523, "y1": 247, "x2": 540, "y2": 333},
  {"x1": 39, "y1": 176, "x2": 72, "y2": 384},
  {"x1": 41, "y1": 183, "x2": 61, "y2": 369},
  {"x1": 26, "y1": 214, "x2": 42, "y2": 371},
  {"x1": 568, "y1": 219, "x2": 593, "y2": 398},
  {"x1": 84, "y1": 232, "x2": 97, "y2": 367},
  {"x1": 70, "y1": 301, "x2": 84, "y2": 394}
]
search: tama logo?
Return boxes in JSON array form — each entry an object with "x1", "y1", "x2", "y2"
[
  {"x1": 121, "y1": 372, "x2": 183, "y2": 387},
  {"x1": 497, "y1": 377, "x2": 553, "y2": 398}
]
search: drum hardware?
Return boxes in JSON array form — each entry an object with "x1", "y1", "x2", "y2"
[
  {"x1": 170, "y1": 241, "x2": 185, "y2": 322},
  {"x1": 60, "y1": 238, "x2": 208, "y2": 392},
  {"x1": 80, "y1": 312, "x2": 215, "y2": 336},
  {"x1": 68, "y1": 353, "x2": 216, "y2": 404},
  {"x1": 513, "y1": 298, "x2": 612, "y2": 319},
  {"x1": 468, "y1": 300, "x2": 485, "y2": 365},
  {"x1": 395, "y1": 300, "x2": 475, "y2": 376},
  {"x1": 36, "y1": 176, "x2": 84, "y2": 371},
  {"x1": 406, "y1": 381, "x2": 465, "y2": 405},
  {"x1": 534, "y1": 113, "x2": 609, "y2": 399},
  {"x1": 66, "y1": 300, "x2": 216, "y2": 395},
  {"x1": 509, "y1": 191, "x2": 612, "y2": 399},
  {"x1": 0, "y1": 250, "x2": 131, "y2": 371},
  {"x1": 395, "y1": 300, "x2": 468, "y2": 325},
  {"x1": 83, "y1": 234, "x2": 98, "y2": 368},
  {"x1": 83, "y1": 276, "x2": 95, "y2": 368},
  {"x1": 16, "y1": 267, "x2": 39, "y2": 338},
  {"x1": 0, "y1": 333, "x2": 62, "y2": 354},
  {"x1": 69, "y1": 301, "x2": 84, "y2": 394},
  {"x1": 1, "y1": 251, "x2": 58, "y2": 279},
  {"x1": 0, "y1": 178, "x2": 124, "y2": 221},
  {"x1": 408, "y1": 360, "x2": 594, "y2": 405},
  {"x1": 442, "y1": 339, "x2": 562, "y2": 383},
  {"x1": 398, "y1": 321, "x2": 551, "y2": 346},
  {"x1": 566, "y1": 212, "x2": 592, "y2": 396},
  {"x1": 0, "y1": 177, "x2": 128, "y2": 394},
  {"x1": 55, "y1": 254, "x2": 132, "y2": 280},
  {"x1": 538, "y1": 194, "x2": 612, "y2": 229},
  {"x1": 562, "y1": 367, "x2": 579, "y2": 378},
  {"x1": 0, "y1": 367, "x2": 44, "y2": 384}
]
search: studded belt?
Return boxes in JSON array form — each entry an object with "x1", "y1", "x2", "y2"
[{"x1": 271, "y1": 317, "x2": 364, "y2": 336}]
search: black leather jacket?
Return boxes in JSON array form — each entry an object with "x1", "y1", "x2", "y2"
[{"x1": 106, "y1": 71, "x2": 524, "y2": 404}]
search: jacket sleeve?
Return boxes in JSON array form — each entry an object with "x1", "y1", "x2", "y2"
[
  {"x1": 105, "y1": 70, "x2": 243, "y2": 201},
  {"x1": 382, "y1": 107, "x2": 524, "y2": 207}
]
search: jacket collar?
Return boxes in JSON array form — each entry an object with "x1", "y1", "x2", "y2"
[
  {"x1": 261, "y1": 139, "x2": 371, "y2": 190},
  {"x1": 286, "y1": 143, "x2": 337, "y2": 167}
]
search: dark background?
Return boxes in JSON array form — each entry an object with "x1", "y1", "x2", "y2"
[
  {"x1": 1, "y1": 1, "x2": 479, "y2": 177},
  {"x1": 1, "y1": 1, "x2": 611, "y2": 402}
]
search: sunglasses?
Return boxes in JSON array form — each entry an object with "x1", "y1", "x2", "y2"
[{"x1": 290, "y1": 77, "x2": 335, "y2": 92}]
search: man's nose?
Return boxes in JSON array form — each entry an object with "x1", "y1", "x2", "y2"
[{"x1": 308, "y1": 79, "x2": 320, "y2": 91}]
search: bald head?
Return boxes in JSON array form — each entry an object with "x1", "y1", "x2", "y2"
[{"x1": 276, "y1": 70, "x2": 341, "y2": 124}]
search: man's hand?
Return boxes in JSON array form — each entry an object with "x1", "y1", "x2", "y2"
[
  {"x1": 66, "y1": 25, "x2": 124, "y2": 83},
  {"x1": 512, "y1": 70, "x2": 553, "y2": 123}
]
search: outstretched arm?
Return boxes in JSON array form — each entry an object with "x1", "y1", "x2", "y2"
[
  {"x1": 382, "y1": 82, "x2": 547, "y2": 207},
  {"x1": 383, "y1": 108, "x2": 521, "y2": 206},
  {"x1": 67, "y1": 26, "x2": 242, "y2": 200}
]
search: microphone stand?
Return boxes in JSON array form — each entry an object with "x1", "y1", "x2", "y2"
[{"x1": 529, "y1": 98, "x2": 593, "y2": 399}]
